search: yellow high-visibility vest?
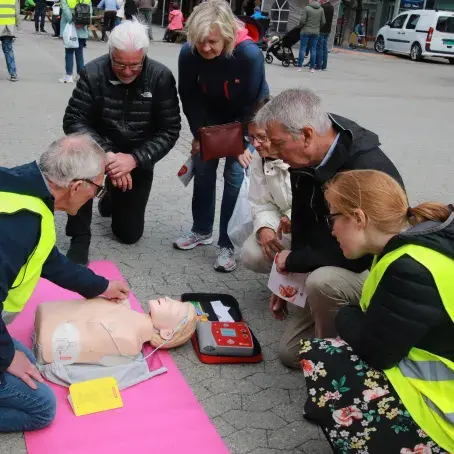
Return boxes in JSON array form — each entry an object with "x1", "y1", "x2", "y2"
[
  {"x1": 0, "y1": 192, "x2": 56, "y2": 314},
  {"x1": 0, "y1": 0, "x2": 16, "y2": 26},
  {"x1": 360, "y1": 244, "x2": 454, "y2": 452},
  {"x1": 67, "y1": 0, "x2": 90, "y2": 9}
]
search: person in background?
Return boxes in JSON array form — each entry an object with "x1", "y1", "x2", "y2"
[
  {"x1": 34, "y1": 0, "x2": 47, "y2": 34},
  {"x1": 163, "y1": 2, "x2": 183, "y2": 43},
  {"x1": 63, "y1": 19, "x2": 180, "y2": 265},
  {"x1": 51, "y1": 0, "x2": 62, "y2": 38},
  {"x1": 116, "y1": 0, "x2": 125, "y2": 25},
  {"x1": 315, "y1": 0, "x2": 333, "y2": 71},
  {"x1": 123, "y1": 0, "x2": 137, "y2": 19},
  {"x1": 98, "y1": 0, "x2": 120, "y2": 42},
  {"x1": 242, "y1": 96, "x2": 292, "y2": 274},
  {"x1": 175, "y1": 0, "x2": 269, "y2": 272},
  {"x1": 24, "y1": 0, "x2": 35, "y2": 11},
  {"x1": 301, "y1": 169, "x2": 453, "y2": 453},
  {"x1": 136, "y1": 0, "x2": 157, "y2": 40},
  {"x1": 58, "y1": 0, "x2": 91, "y2": 83},
  {"x1": 0, "y1": 0, "x2": 19, "y2": 82},
  {"x1": 0, "y1": 135, "x2": 129, "y2": 433},
  {"x1": 297, "y1": 0, "x2": 325, "y2": 73},
  {"x1": 254, "y1": 88, "x2": 403, "y2": 368},
  {"x1": 251, "y1": 6, "x2": 266, "y2": 20}
]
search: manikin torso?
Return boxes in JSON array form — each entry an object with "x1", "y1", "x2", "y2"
[{"x1": 34, "y1": 298, "x2": 193, "y2": 366}]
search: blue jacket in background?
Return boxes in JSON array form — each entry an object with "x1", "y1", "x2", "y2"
[
  {"x1": 178, "y1": 38, "x2": 269, "y2": 138},
  {"x1": 0, "y1": 162, "x2": 109, "y2": 377}
]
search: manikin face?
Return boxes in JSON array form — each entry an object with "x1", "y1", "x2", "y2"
[
  {"x1": 111, "y1": 48, "x2": 145, "y2": 84},
  {"x1": 195, "y1": 26, "x2": 225, "y2": 60},
  {"x1": 148, "y1": 297, "x2": 188, "y2": 340}
]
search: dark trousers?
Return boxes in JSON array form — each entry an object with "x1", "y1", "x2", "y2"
[
  {"x1": 51, "y1": 15, "x2": 60, "y2": 36},
  {"x1": 34, "y1": 4, "x2": 46, "y2": 31},
  {"x1": 102, "y1": 10, "x2": 117, "y2": 39},
  {"x1": 66, "y1": 168, "x2": 154, "y2": 245}
]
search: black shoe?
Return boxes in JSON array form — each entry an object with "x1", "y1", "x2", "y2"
[
  {"x1": 66, "y1": 237, "x2": 90, "y2": 266},
  {"x1": 98, "y1": 191, "x2": 112, "y2": 217},
  {"x1": 40, "y1": 29, "x2": 47, "y2": 33}
]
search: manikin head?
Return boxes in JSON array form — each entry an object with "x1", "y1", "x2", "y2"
[
  {"x1": 255, "y1": 88, "x2": 335, "y2": 168},
  {"x1": 39, "y1": 134, "x2": 106, "y2": 216},
  {"x1": 109, "y1": 19, "x2": 149, "y2": 84},
  {"x1": 148, "y1": 298, "x2": 197, "y2": 349}
]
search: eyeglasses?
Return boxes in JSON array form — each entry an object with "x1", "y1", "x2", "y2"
[
  {"x1": 248, "y1": 134, "x2": 269, "y2": 144},
  {"x1": 111, "y1": 59, "x2": 144, "y2": 71},
  {"x1": 325, "y1": 212, "x2": 342, "y2": 230},
  {"x1": 80, "y1": 179, "x2": 107, "y2": 199}
]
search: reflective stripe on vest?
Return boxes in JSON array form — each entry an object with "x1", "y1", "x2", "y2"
[
  {"x1": 0, "y1": 0, "x2": 15, "y2": 25},
  {"x1": 360, "y1": 244, "x2": 454, "y2": 453},
  {"x1": 0, "y1": 192, "x2": 56, "y2": 313}
]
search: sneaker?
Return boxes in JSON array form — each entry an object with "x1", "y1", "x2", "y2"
[
  {"x1": 35, "y1": 30, "x2": 40, "y2": 35},
  {"x1": 58, "y1": 75, "x2": 74, "y2": 84},
  {"x1": 66, "y1": 236, "x2": 90, "y2": 266},
  {"x1": 214, "y1": 247, "x2": 236, "y2": 273},
  {"x1": 173, "y1": 231, "x2": 213, "y2": 250},
  {"x1": 10, "y1": 74, "x2": 18, "y2": 82},
  {"x1": 40, "y1": 29, "x2": 47, "y2": 33},
  {"x1": 97, "y1": 191, "x2": 111, "y2": 217},
  {"x1": 310, "y1": 68, "x2": 315, "y2": 73},
  {"x1": 297, "y1": 67, "x2": 302, "y2": 72}
]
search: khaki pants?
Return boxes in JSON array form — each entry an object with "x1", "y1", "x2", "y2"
[
  {"x1": 242, "y1": 233, "x2": 291, "y2": 274},
  {"x1": 279, "y1": 266, "x2": 368, "y2": 369}
]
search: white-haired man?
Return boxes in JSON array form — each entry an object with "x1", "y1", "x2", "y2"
[
  {"x1": 255, "y1": 88, "x2": 403, "y2": 368},
  {"x1": 63, "y1": 19, "x2": 181, "y2": 265},
  {"x1": 0, "y1": 134, "x2": 129, "y2": 433}
]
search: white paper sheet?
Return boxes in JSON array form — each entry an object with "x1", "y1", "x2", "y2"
[
  {"x1": 267, "y1": 261, "x2": 309, "y2": 308},
  {"x1": 210, "y1": 300, "x2": 234, "y2": 322}
]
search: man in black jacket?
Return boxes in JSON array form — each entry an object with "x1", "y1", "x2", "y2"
[
  {"x1": 316, "y1": 0, "x2": 334, "y2": 70},
  {"x1": 255, "y1": 88, "x2": 403, "y2": 368},
  {"x1": 63, "y1": 19, "x2": 181, "y2": 265}
]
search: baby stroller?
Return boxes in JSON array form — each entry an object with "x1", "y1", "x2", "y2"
[{"x1": 265, "y1": 26, "x2": 301, "y2": 67}]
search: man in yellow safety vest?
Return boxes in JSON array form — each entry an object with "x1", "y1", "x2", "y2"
[
  {"x1": 0, "y1": 133, "x2": 129, "y2": 433},
  {"x1": 0, "y1": 0, "x2": 19, "y2": 81}
]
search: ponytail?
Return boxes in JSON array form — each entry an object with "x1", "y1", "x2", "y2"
[{"x1": 407, "y1": 203, "x2": 452, "y2": 226}]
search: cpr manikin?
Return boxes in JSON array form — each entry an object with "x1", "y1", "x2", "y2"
[{"x1": 33, "y1": 297, "x2": 197, "y2": 389}]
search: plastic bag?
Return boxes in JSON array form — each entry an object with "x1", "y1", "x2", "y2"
[
  {"x1": 63, "y1": 23, "x2": 79, "y2": 49},
  {"x1": 227, "y1": 170, "x2": 253, "y2": 251}
]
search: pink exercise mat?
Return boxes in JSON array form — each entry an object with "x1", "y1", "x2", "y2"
[{"x1": 8, "y1": 261, "x2": 228, "y2": 454}]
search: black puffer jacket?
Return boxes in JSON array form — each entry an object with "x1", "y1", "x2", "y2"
[
  {"x1": 336, "y1": 212, "x2": 454, "y2": 370},
  {"x1": 63, "y1": 54, "x2": 181, "y2": 171},
  {"x1": 285, "y1": 114, "x2": 403, "y2": 273}
]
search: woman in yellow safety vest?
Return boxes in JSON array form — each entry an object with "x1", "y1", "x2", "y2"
[{"x1": 299, "y1": 169, "x2": 454, "y2": 454}]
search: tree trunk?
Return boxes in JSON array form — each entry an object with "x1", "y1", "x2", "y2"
[{"x1": 340, "y1": 0, "x2": 357, "y2": 46}]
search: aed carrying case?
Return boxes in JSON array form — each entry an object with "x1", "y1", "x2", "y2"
[{"x1": 181, "y1": 293, "x2": 263, "y2": 364}]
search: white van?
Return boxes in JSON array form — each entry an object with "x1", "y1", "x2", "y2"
[{"x1": 374, "y1": 9, "x2": 454, "y2": 63}]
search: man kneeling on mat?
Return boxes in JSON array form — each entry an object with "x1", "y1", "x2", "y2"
[{"x1": 0, "y1": 134, "x2": 130, "y2": 432}]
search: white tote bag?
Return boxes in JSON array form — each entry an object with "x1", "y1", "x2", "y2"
[
  {"x1": 63, "y1": 23, "x2": 79, "y2": 49},
  {"x1": 227, "y1": 170, "x2": 253, "y2": 251}
]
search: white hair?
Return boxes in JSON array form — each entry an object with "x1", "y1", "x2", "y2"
[
  {"x1": 39, "y1": 134, "x2": 106, "y2": 187},
  {"x1": 254, "y1": 88, "x2": 331, "y2": 135},
  {"x1": 108, "y1": 17, "x2": 150, "y2": 54},
  {"x1": 186, "y1": 0, "x2": 243, "y2": 57}
]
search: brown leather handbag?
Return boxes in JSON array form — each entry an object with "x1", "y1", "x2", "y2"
[{"x1": 199, "y1": 122, "x2": 244, "y2": 161}]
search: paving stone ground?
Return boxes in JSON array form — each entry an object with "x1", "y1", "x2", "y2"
[{"x1": 0, "y1": 20, "x2": 452, "y2": 454}]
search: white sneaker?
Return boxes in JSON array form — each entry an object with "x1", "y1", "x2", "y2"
[
  {"x1": 58, "y1": 75, "x2": 74, "y2": 84},
  {"x1": 214, "y1": 247, "x2": 236, "y2": 273},
  {"x1": 297, "y1": 67, "x2": 302, "y2": 72},
  {"x1": 173, "y1": 231, "x2": 213, "y2": 250}
]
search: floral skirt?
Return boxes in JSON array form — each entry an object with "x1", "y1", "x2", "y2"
[{"x1": 299, "y1": 338, "x2": 447, "y2": 454}]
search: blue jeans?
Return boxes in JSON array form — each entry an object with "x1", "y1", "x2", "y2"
[
  {"x1": 0, "y1": 339, "x2": 56, "y2": 432},
  {"x1": 192, "y1": 153, "x2": 245, "y2": 249},
  {"x1": 65, "y1": 38, "x2": 86, "y2": 76},
  {"x1": 316, "y1": 33, "x2": 329, "y2": 70},
  {"x1": 0, "y1": 37, "x2": 16, "y2": 76},
  {"x1": 298, "y1": 34, "x2": 319, "y2": 68}
]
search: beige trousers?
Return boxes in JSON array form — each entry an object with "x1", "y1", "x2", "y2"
[
  {"x1": 242, "y1": 233, "x2": 292, "y2": 274},
  {"x1": 278, "y1": 266, "x2": 368, "y2": 369}
]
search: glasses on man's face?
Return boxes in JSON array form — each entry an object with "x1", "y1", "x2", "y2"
[
  {"x1": 80, "y1": 179, "x2": 107, "y2": 199},
  {"x1": 325, "y1": 212, "x2": 342, "y2": 230},
  {"x1": 248, "y1": 134, "x2": 269, "y2": 145},
  {"x1": 111, "y1": 60, "x2": 144, "y2": 71}
]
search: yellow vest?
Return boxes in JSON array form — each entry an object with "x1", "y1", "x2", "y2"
[
  {"x1": 0, "y1": 0, "x2": 16, "y2": 26},
  {"x1": 360, "y1": 244, "x2": 454, "y2": 452},
  {"x1": 67, "y1": 0, "x2": 90, "y2": 9},
  {"x1": 0, "y1": 192, "x2": 56, "y2": 313}
]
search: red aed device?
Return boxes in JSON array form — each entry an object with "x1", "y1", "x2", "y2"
[{"x1": 196, "y1": 321, "x2": 254, "y2": 356}]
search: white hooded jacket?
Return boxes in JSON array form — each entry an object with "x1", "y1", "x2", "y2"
[{"x1": 248, "y1": 153, "x2": 292, "y2": 235}]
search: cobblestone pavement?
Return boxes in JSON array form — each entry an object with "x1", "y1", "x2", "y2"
[{"x1": 1, "y1": 20, "x2": 452, "y2": 454}]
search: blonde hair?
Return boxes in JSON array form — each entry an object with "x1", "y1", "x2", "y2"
[
  {"x1": 186, "y1": 0, "x2": 243, "y2": 57},
  {"x1": 149, "y1": 303, "x2": 197, "y2": 349},
  {"x1": 324, "y1": 170, "x2": 452, "y2": 233}
]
